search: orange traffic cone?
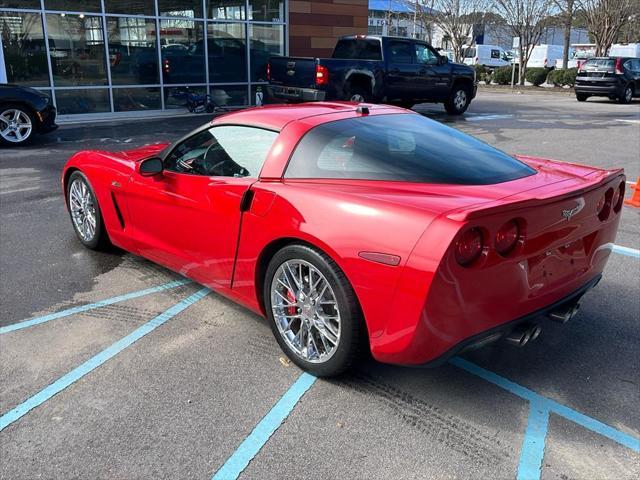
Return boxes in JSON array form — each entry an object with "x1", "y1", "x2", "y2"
[{"x1": 625, "y1": 177, "x2": 640, "y2": 208}]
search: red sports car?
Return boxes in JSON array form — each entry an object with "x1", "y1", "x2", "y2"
[{"x1": 62, "y1": 103, "x2": 625, "y2": 376}]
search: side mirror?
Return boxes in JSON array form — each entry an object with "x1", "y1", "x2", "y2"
[
  {"x1": 439, "y1": 55, "x2": 449, "y2": 65},
  {"x1": 139, "y1": 157, "x2": 164, "y2": 176}
]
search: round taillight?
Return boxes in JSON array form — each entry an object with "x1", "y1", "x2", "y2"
[
  {"x1": 495, "y1": 220, "x2": 520, "y2": 256},
  {"x1": 597, "y1": 188, "x2": 613, "y2": 221},
  {"x1": 455, "y1": 227, "x2": 484, "y2": 266},
  {"x1": 613, "y1": 182, "x2": 625, "y2": 213}
]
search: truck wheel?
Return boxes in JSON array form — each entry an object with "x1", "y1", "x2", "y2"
[
  {"x1": 576, "y1": 93, "x2": 589, "y2": 102},
  {"x1": 444, "y1": 85, "x2": 471, "y2": 115},
  {"x1": 345, "y1": 85, "x2": 371, "y2": 103}
]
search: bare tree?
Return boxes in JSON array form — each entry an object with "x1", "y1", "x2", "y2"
[
  {"x1": 492, "y1": 0, "x2": 554, "y2": 85},
  {"x1": 578, "y1": 0, "x2": 635, "y2": 55},
  {"x1": 404, "y1": 0, "x2": 491, "y2": 61},
  {"x1": 554, "y1": 0, "x2": 575, "y2": 69}
]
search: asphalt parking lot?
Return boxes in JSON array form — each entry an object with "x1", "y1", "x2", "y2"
[{"x1": 1, "y1": 90, "x2": 639, "y2": 480}]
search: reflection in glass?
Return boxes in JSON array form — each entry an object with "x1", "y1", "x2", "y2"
[
  {"x1": 105, "y1": 0, "x2": 155, "y2": 16},
  {"x1": 160, "y1": 19, "x2": 205, "y2": 84},
  {"x1": 1, "y1": 12, "x2": 50, "y2": 87},
  {"x1": 158, "y1": 0, "x2": 203, "y2": 18},
  {"x1": 164, "y1": 85, "x2": 206, "y2": 109},
  {"x1": 207, "y1": 23, "x2": 246, "y2": 83},
  {"x1": 212, "y1": 85, "x2": 247, "y2": 106},
  {"x1": 249, "y1": 1, "x2": 284, "y2": 22},
  {"x1": 249, "y1": 24, "x2": 284, "y2": 82},
  {"x1": 107, "y1": 17, "x2": 158, "y2": 85},
  {"x1": 207, "y1": 0, "x2": 245, "y2": 20},
  {"x1": 46, "y1": 14, "x2": 108, "y2": 86},
  {"x1": 55, "y1": 88, "x2": 110, "y2": 114},
  {"x1": 0, "y1": 1, "x2": 40, "y2": 7},
  {"x1": 44, "y1": 0, "x2": 101, "y2": 12},
  {"x1": 113, "y1": 87, "x2": 161, "y2": 111}
]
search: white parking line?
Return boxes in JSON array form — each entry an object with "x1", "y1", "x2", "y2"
[{"x1": 616, "y1": 119, "x2": 640, "y2": 124}]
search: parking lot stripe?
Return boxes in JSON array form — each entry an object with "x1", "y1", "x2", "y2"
[
  {"x1": 0, "y1": 288, "x2": 209, "y2": 432},
  {"x1": 0, "y1": 279, "x2": 191, "y2": 335},
  {"x1": 517, "y1": 400, "x2": 549, "y2": 480},
  {"x1": 612, "y1": 244, "x2": 640, "y2": 259},
  {"x1": 211, "y1": 372, "x2": 317, "y2": 480}
]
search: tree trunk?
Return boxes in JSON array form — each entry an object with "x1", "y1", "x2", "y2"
[{"x1": 562, "y1": 0, "x2": 574, "y2": 70}]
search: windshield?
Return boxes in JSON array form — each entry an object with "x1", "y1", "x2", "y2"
[
  {"x1": 463, "y1": 47, "x2": 475, "y2": 58},
  {"x1": 285, "y1": 114, "x2": 536, "y2": 185}
]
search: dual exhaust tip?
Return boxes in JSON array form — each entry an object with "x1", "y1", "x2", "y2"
[{"x1": 505, "y1": 302, "x2": 581, "y2": 347}]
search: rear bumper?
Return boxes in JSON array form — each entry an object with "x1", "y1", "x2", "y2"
[
  {"x1": 267, "y1": 85, "x2": 326, "y2": 102},
  {"x1": 575, "y1": 79, "x2": 623, "y2": 96}
]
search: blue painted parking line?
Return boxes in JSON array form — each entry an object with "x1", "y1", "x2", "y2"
[
  {"x1": 212, "y1": 372, "x2": 316, "y2": 480},
  {"x1": 0, "y1": 279, "x2": 191, "y2": 335},
  {"x1": 0, "y1": 288, "x2": 209, "y2": 432},
  {"x1": 612, "y1": 244, "x2": 640, "y2": 259},
  {"x1": 450, "y1": 357, "x2": 640, "y2": 480}
]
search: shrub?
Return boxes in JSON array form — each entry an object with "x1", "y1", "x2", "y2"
[
  {"x1": 493, "y1": 66, "x2": 517, "y2": 85},
  {"x1": 562, "y1": 68, "x2": 578, "y2": 87},
  {"x1": 525, "y1": 67, "x2": 549, "y2": 86},
  {"x1": 546, "y1": 69, "x2": 562, "y2": 86},
  {"x1": 474, "y1": 64, "x2": 490, "y2": 82}
]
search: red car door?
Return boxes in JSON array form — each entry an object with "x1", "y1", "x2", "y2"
[{"x1": 126, "y1": 125, "x2": 278, "y2": 288}]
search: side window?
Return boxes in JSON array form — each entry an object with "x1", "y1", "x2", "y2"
[
  {"x1": 387, "y1": 41, "x2": 414, "y2": 64},
  {"x1": 415, "y1": 43, "x2": 438, "y2": 65},
  {"x1": 164, "y1": 126, "x2": 277, "y2": 177},
  {"x1": 491, "y1": 49, "x2": 500, "y2": 59}
]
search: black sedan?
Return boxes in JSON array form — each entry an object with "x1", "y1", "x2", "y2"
[{"x1": 0, "y1": 85, "x2": 58, "y2": 146}]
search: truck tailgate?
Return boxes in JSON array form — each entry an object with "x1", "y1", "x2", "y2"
[{"x1": 269, "y1": 56, "x2": 317, "y2": 88}]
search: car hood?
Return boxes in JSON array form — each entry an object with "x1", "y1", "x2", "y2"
[{"x1": 105, "y1": 143, "x2": 170, "y2": 162}]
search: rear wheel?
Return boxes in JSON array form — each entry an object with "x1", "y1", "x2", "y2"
[
  {"x1": 345, "y1": 84, "x2": 371, "y2": 103},
  {"x1": 618, "y1": 84, "x2": 633, "y2": 104},
  {"x1": 66, "y1": 171, "x2": 110, "y2": 250},
  {"x1": 576, "y1": 93, "x2": 589, "y2": 102},
  {"x1": 444, "y1": 84, "x2": 471, "y2": 114},
  {"x1": 0, "y1": 104, "x2": 35, "y2": 146},
  {"x1": 264, "y1": 244, "x2": 364, "y2": 377}
]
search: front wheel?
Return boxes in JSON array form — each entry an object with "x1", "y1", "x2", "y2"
[
  {"x1": 576, "y1": 93, "x2": 589, "y2": 102},
  {"x1": 264, "y1": 244, "x2": 365, "y2": 377},
  {"x1": 444, "y1": 85, "x2": 471, "y2": 114},
  {"x1": 66, "y1": 171, "x2": 110, "y2": 250},
  {"x1": 0, "y1": 104, "x2": 35, "y2": 146}
]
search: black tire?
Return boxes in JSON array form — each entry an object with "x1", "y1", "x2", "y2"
[
  {"x1": 264, "y1": 244, "x2": 365, "y2": 377},
  {"x1": 618, "y1": 84, "x2": 633, "y2": 104},
  {"x1": 444, "y1": 84, "x2": 471, "y2": 114},
  {"x1": 66, "y1": 171, "x2": 111, "y2": 250},
  {"x1": 0, "y1": 103, "x2": 37, "y2": 147},
  {"x1": 393, "y1": 101, "x2": 415, "y2": 110},
  {"x1": 576, "y1": 93, "x2": 589, "y2": 102},
  {"x1": 345, "y1": 83, "x2": 372, "y2": 103}
]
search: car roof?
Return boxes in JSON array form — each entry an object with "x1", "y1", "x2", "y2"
[{"x1": 210, "y1": 102, "x2": 407, "y2": 131}]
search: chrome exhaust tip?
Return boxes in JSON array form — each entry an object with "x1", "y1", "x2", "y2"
[
  {"x1": 549, "y1": 302, "x2": 581, "y2": 324},
  {"x1": 505, "y1": 324, "x2": 541, "y2": 347}
]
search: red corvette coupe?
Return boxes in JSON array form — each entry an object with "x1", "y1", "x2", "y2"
[{"x1": 62, "y1": 103, "x2": 624, "y2": 376}]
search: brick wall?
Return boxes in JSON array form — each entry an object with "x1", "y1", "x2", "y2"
[{"x1": 289, "y1": 0, "x2": 369, "y2": 58}]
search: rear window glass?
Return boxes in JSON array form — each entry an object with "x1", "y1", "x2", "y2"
[
  {"x1": 285, "y1": 114, "x2": 536, "y2": 185},
  {"x1": 583, "y1": 59, "x2": 615, "y2": 68},
  {"x1": 333, "y1": 39, "x2": 382, "y2": 60}
]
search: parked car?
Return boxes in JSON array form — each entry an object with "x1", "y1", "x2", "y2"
[
  {"x1": 463, "y1": 44, "x2": 510, "y2": 68},
  {"x1": 555, "y1": 44, "x2": 595, "y2": 70},
  {"x1": 608, "y1": 43, "x2": 640, "y2": 58},
  {"x1": 62, "y1": 102, "x2": 624, "y2": 376},
  {"x1": 528, "y1": 45, "x2": 565, "y2": 69},
  {"x1": 268, "y1": 35, "x2": 477, "y2": 115},
  {"x1": 0, "y1": 85, "x2": 58, "y2": 146},
  {"x1": 575, "y1": 57, "x2": 640, "y2": 104}
]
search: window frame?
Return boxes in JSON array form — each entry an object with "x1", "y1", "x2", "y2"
[
  {"x1": 414, "y1": 42, "x2": 439, "y2": 65},
  {"x1": 386, "y1": 39, "x2": 415, "y2": 64}
]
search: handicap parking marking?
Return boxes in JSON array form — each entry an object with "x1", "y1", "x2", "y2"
[
  {"x1": 0, "y1": 288, "x2": 209, "y2": 432},
  {"x1": 612, "y1": 244, "x2": 640, "y2": 259},
  {"x1": 211, "y1": 372, "x2": 316, "y2": 480},
  {"x1": 0, "y1": 279, "x2": 191, "y2": 335}
]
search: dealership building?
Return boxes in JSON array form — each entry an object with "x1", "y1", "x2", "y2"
[{"x1": 0, "y1": 1, "x2": 368, "y2": 117}]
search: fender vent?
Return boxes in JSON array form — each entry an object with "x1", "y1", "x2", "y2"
[{"x1": 110, "y1": 192, "x2": 125, "y2": 229}]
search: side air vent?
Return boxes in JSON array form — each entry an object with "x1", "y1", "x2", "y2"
[{"x1": 110, "y1": 192, "x2": 125, "y2": 229}]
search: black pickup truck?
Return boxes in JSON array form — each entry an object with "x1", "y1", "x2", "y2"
[{"x1": 267, "y1": 35, "x2": 477, "y2": 114}]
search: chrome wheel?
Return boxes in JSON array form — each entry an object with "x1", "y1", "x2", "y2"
[
  {"x1": 453, "y1": 89, "x2": 467, "y2": 111},
  {"x1": 0, "y1": 108, "x2": 33, "y2": 144},
  {"x1": 270, "y1": 259, "x2": 341, "y2": 363},
  {"x1": 69, "y1": 178, "x2": 97, "y2": 242},
  {"x1": 350, "y1": 94, "x2": 365, "y2": 103}
]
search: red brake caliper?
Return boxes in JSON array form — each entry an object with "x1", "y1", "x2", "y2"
[{"x1": 286, "y1": 289, "x2": 297, "y2": 316}]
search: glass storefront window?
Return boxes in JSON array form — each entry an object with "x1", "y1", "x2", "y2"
[
  {"x1": 249, "y1": 24, "x2": 284, "y2": 82},
  {"x1": 55, "y1": 88, "x2": 110, "y2": 114},
  {"x1": 207, "y1": 0, "x2": 245, "y2": 20},
  {"x1": 158, "y1": 0, "x2": 202, "y2": 18},
  {"x1": 211, "y1": 85, "x2": 247, "y2": 106},
  {"x1": 105, "y1": 0, "x2": 155, "y2": 16},
  {"x1": 46, "y1": 13, "x2": 108, "y2": 86},
  {"x1": 113, "y1": 87, "x2": 161, "y2": 111},
  {"x1": 107, "y1": 17, "x2": 158, "y2": 85},
  {"x1": 1, "y1": 12, "x2": 50, "y2": 87},
  {"x1": 0, "y1": 1, "x2": 41, "y2": 8},
  {"x1": 159, "y1": 19, "x2": 205, "y2": 84},
  {"x1": 44, "y1": 1, "x2": 102, "y2": 12},
  {"x1": 249, "y1": 1, "x2": 284, "y2": 22},
  {"x1": 163, "y1": 85, "x2": 205, "y2": 109},
  {"x1": 207, "y1": 23, "x2": 246, "y2": 83}
]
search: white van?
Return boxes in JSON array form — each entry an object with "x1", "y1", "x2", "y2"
[
  {"x1": 528, "y1": 45, "x2": 564, "y2": 68},
  {"x1": 463, "y1": 45, "x2": 510, "y2": 68},
  {"x1": 608, "y1": 43, "x2": 640, "y2": 58}
]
